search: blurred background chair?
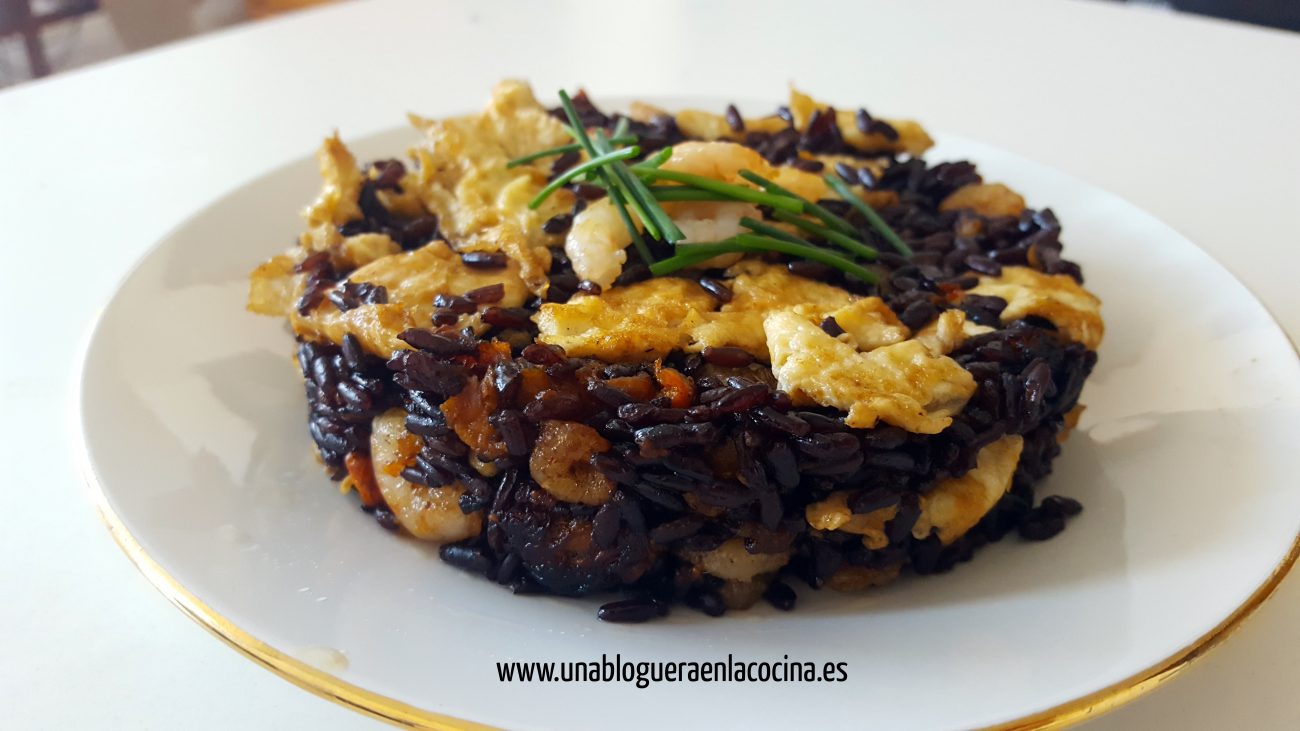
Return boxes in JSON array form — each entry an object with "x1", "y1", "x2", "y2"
[
  {"x1": 0, "y1": 0, "x2": 334, "y2": 87},
  {"x1": 0, "y1": 0, "x2": 99, "y2": 78}
]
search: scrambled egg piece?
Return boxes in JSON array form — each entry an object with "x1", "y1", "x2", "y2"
[
  {"x1": 292, "y1": 240, "x2": 529, "y2": 357},
  {"x1": 408, "y1": 80, "x2": 572, "y2": 294},
  {"x1": 913, "y1": 435, "x2": 1024, "y2": 545},
  {"x1": 968, "y1": 266, "x2": 1104, "y2": 349},
  {"x1": 247, "y1": 232, "x2": 404, "y2": 320},
  {"x1": 726, "y1": 260, "x2": 855, "y2": 312},
  {"x1": 533, "y1": 278, "x2": 716, "y2": 362},
  {"x1": 290, "y1": 136, "x2": 411, "y2": 269},
  {"x1": 806, "y1": 435, "x2": 1024, "y2": 551},
  {"x1": 669, "y1": 109, "x2": 789, "y2": 141},
  {"x1": 787, "y1": 87, "x2": 933, "y2": 156},
  {"x1": 690, "y1": 261, "x2": 856, "y2": 358},
  {"x1": 681, "y1": 537, "x2": 790, "y2": 581},
  {"x1": 458, "y1": 222, "x2": 552, "y2": 293},
  {"x1": 339, "y1": 233, "x2": 401, "y2": 269},
  {"x1": 304, "y1": 133, "x2": 365, "y2": 228},
  {"x1": 249, "y1": 130, "x2": 430, "y2": 319},
  {"x1": 912, "y1": 309, "x2": 994, "y2": 356},
  {"x1": 247, "y1": 254, "x2": 298, "y2": 317},
  {"x1": 373, "y1": 169, "x2": 427, "y2": 219},
  {"x1": 536, "y1": 262, "x2": 858, "y2": 362},
  {"x1": 535, "y1": 259, "x2": 1012, "y2": 372},
  {"x1": 939, "y1": 183, "x2": 1026, "y2": 218},
  {"x1": 765, "y1": 309, "x2": 976, "y2": 434},
  {"x1": 806, "y1": 491, "x2": 895, "y2": 549},
  {"x1": 667, "y1": 90, "x2": 933, "y2": 159},
  {"x1": 347, "y1": 239, "x2": 529, "y2": 308},
  {"x1": 819, "y1": 297, "x2": 910, "y2": 352}
]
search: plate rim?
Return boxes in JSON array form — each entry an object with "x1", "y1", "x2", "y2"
[
  {"x1": 79, "y1": 452, "x2": 1300, "y2": 731},
  {"x1": 74, "y1": 117, "x2": 1300, "y2": 730}
]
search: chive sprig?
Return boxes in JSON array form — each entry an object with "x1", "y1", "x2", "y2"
[{"x1": 519, "y1": 89, "x2": 913, "y2": 283}]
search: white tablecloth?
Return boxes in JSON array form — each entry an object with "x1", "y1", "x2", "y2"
[{"x1": 2, "y1": 0, "x2": 1298, "y2": 727}]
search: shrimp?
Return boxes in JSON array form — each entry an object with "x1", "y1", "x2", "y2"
[
  {"x1": 369, "y1": 408, "x2": 482, "y2": 543},
  {"x1": 565, "y1": 198, "x2": 636, "y2": 289},
  {"x1": 564, "y1": 181, "x2": 754, "y2": 285},
  {"x1": 662, "y1": 141, "x2": 832, "y2": 202},
  {"x1": 564, "y1": 140, "x2": 849, "y2": 286},
  {"x1": 664, "y1": 200, "x2": 758, "y2": 269},
  {"x1": 529, "y1": 420, "x2": 614, "y2": 505},
  {"x1": 680, "y1": 537, "x2": 790, "y2": 581},
  {"x1": 661, "y1": 140, "x2": 770, "y2": 184},
  {"x1": 574, "y1": 142, "x2": 764, "y2": 270},
  {"x1": 666, "y1": 201, "x2": 758, "y2": 243}
]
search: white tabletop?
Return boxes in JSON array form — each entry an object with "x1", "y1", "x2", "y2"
[{"x1": 2, "y1": 0, "x2": 1298, "y2": 728}]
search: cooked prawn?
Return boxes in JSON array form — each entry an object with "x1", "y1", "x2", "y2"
[
  {"x1": 565, "y1": 140, "x2": 860, "y2": 285},
  {"x1": 665, "y1": 201, "x2": 758, "y2": 243},
  {"x1": 529, "y1": 420, "x2": 614, "y2": 505},
  {"x1": 663, "y1": 200, "x2": 759, "y2": 269},
  {"x1": 369, "y1": 409, "x2": 482, "y2": 543},
  {"x1": 661, "y1": 140, "x2": 832, "y2": 202},
  {"x1": 565, "y1": 198, "x2": 636, "y2": 289},
  {"x1": 680, "y1": 537, "x2": 790, "y2": 581},
  {"x1": 563, "y1": 179, "x2": 756, "y2": 284},
  {"x1": 660, "y1": 140, "x2": 769, "y2": 184}
]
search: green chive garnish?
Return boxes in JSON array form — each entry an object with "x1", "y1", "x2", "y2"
[
  {"x1": 649, "y1": 248, "x2": 720, "y2": 272},
  {"x1": 556, "y1": 92, "x2": 610, "y2": 169},
  {"x1": 631, "y1": 147, "x2": 674, "y2": 170},
  {"x1": 607, "y1": 185, "x2": 654, "y2": 268},
  {"x1": 528, "y1": 146, "x2": 640, "y2": 209},
  {"x1": 536, "y1": 90, "x2": 901, "y2": 278},
  {"x1": 505, "y1": 136, "x2": 638, "y2": 168},
  {"x1": 647, "y1": 187, "x2": 738, "y2": 202},
  {"x1": 649, "y1": 234, "x2": 878, "y2": 284},
  {"x1": 738, "y1": 216, "x2": 814, "y2": 246},
  {"x1": 593, "y1": 130, "x2": 684, "y2": 244},
  {"x1": 634, "y1": 168, "x2": 803, "y2": 213},
  {"x1": 590, "y1": 132, "x2": 661, "y2": 240},
  {"x1": 823, "y1": 174, "x2": 912, "y2": 256},
  {"x1": 736, "y1": 169, "x2": 857, "y2": 236},
  {"x1": 556, "y1": 90, "x2": 655, "y2": 265},
  {"x1": 770, "y1": 209, "x2": 878, "y2": 261}
]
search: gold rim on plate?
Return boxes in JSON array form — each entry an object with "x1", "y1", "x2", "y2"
[
  {"x1": 87, "y1": 465, "x2": 1300, "y2": 731},
  {"x1": 89, "y1": 480, "x2": 491, "y2": 731},
  {"x1": 73, "y1": 94, "x2": 1300, "y2": 730}
]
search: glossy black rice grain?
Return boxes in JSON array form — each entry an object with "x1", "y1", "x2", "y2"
[{"x1": 293, "y1": 97, "x2": 1098, "y2": 621}]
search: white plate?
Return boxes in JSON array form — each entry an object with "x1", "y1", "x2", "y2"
[{"x1": 78, "y1": 101, "x2": 1300, "y2": 731}]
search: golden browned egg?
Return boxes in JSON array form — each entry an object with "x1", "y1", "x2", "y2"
[
  {"x1": 807, "y1": 435, "x2": 1025, "y2": 554},
  {"x1": 765, "y1": 309, "x2": 977, "y2": 434},
  {"x1": 968, "y1": 266, "x2": 1104, "y2": 349},
  {"x1": 245, "y1": 81, "x2": 1104, "y2": 619}
]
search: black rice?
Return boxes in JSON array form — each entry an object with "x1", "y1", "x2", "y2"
[{"x1": 288, "y1": 93, "x2": 1098, "y2": 622}]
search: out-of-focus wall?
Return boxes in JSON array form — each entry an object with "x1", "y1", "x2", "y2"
[{"x1": 0, "y1": 0, "x2": 337, "y2": 88}]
